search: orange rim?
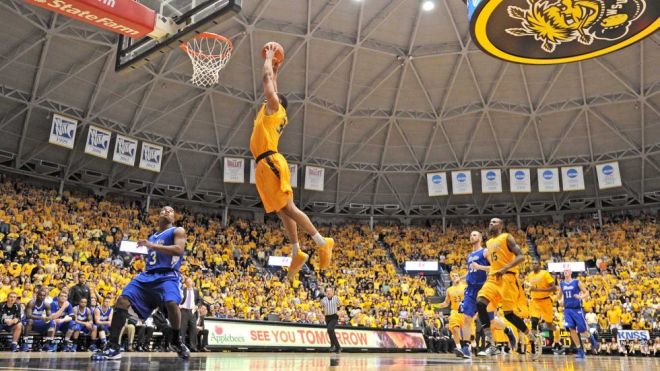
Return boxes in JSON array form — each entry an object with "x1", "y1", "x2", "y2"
[{"x1": 180, "y1": 32, "x2": 233, "y2": 60}]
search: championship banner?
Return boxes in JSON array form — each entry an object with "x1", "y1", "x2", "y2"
[
  {"x1": 205, "y1": 319, "x2": 427, "y2": 351},
  {"x1": 84, "y1": 125, "x2": 111, "y2": 159},
  {"x1": 617, "y1": 330, "x2": 650, "y2": 345},
  {"x1": 224, "y1": 157, "x2": 245, "y2": 184},
  {"x1": 304, "y1": 166, "x2": 324, "y2": 191},
  {"x1": 249, "y1": 159, "x2": 256, "y2": 184},
  {"x1": 49, "y1": 114, "x2": 77, "y2": 149},
  {"x1": 426, "y1": 172, "x2": 448, "y2": 196},
  {"x1": 451, "y1": 170, "x2": 473, "y2": 195},
  {"x1": 596, "y1": 162, "x2": 622, "y2": 189},
  {"x1": 537, "y1": 168, "x2": 560, "y2": 192},
  {"x1": 509, "y1": 168, "x2": 531, "y2": 193},
  {"x1": 481, "y1": 169, "x2": 502, "y2": 194},
  {"x1": 404, "y1": 261, "x2": 438, "y2": 272},
  {"x1": 289, "y1": 164, "x2": 298, "y2": 188},
  {"x1": 138, "y1": 142, "x2": 163, "y2": 172},
  {"x1": 561, "y1": 166, "x2": 585, "y2": 191},
  {"x1": 112, "y1": 135, "x2": 137, "y2": 166},
  {"x1": 548, "y1": 261, "x2": 586, "y2": 273}
]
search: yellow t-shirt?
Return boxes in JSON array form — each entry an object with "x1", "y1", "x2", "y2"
[
  {"x1": 249, "y1": 103, "x2": 287, "y2": 158},
  {"x1": 527, "y1": 270, "x2": 554, "y2": 300},
  {"x1": 446, "y1": 283, "x2": 467, "y2": 312},
  {"x1": 486, "y1": 233, "x2": 518, "y2": 275}
]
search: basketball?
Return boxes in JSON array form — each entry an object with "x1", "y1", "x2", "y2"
[{"x1": 261, "y1": 41, "x2": 285, "y2": 64}]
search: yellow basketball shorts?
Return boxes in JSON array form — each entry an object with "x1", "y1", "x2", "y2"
[
  {"x1": 530, "y1": 298, "x2": 554, "y2": 323},
  {"x1": 255, "y1": 153, "x2": 293, "y2": 213},
  {"x1": 448, "y1": 310, "x2": 464, "y2": 330},
  {"x1": 477, "y1": 273, "x2": 521, "y2": 313}
]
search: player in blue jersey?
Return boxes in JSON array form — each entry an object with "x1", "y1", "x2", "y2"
[
  {"x1": 23, "y1": 286, "x2": 56, "y2": 352},
  {"x1": 90, "y1": 297, "x2": 113, "y2": 351},
  {"x1": 50, "y1": 291, "x2": 76, "y2": 351},
  {"x1": 454, "y1": 231, "x2": 490, "y2": 358},
  {"x1": 559, "y1": 269, "x2": 598, "y2": 359},
  {"x1": 71, "y1": 298, "x2": 94, "y2": 351},
  {"x1": 93, "y1": 206, "x2": 189, "y2": 361}
]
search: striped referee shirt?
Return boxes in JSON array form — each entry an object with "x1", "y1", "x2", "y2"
[{"x1": 320, "y1": 296, "x2": 340, "y2": 316}]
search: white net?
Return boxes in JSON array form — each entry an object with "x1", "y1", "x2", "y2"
[{"x1": 181, "y1": 33, "x2": 233, "y2": 87}]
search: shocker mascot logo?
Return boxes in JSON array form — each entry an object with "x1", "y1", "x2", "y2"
[{"x1": 467, "y1": 0, "x2": 658, "y2": 64}]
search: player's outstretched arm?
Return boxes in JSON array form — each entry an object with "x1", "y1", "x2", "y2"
[
  {"x1": 262, "y1": 45, "x2": 280, "y2": 114},
  {"x1": 139, "y1": 227, "x2": 186, "y2": 256}
]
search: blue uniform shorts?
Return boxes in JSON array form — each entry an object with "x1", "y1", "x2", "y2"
[
  {"x1": 55, "y1": 321, "x2": 74, "y2": 333},
  {"x1": 72, "y1": 323, "x2": 92, "y2": 334},
  {"x1": 564, "y1": 308, "x2": 587, "y2": 333},
  {"x1": 459, "y1": 284, "x2": 483, "y2": 317},
  {"x1": 121, "y1": 271, "x2": 182, "y2": 320},
  {"x1": 29, "y1": 319, "x2": 55, "y2": 334}
]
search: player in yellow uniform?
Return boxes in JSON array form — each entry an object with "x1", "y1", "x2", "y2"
[
  {"x1": 526, "y1": 259, "x2": 558, "y2": 355},
  {"x1": 438, "y1": 272, "x2": 468, "y2": 358},
  {"x1": 476, "y1": 218, "x2": 542, "y2": 359},
  {"x1": 251, "y1": 44, "x2": 334, "y2": 281}
]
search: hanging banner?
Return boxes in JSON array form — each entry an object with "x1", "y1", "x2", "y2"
[
  {"x1": 510, "y1": 168, "x2": 531, "y2": 193},
  {"x1": 139, "y1": 142, "x2": 163, "y2": 172},
  {"x1": 112, "y1": 135, "x2": 137, "y2": 166},
  {"x1": 548, "y1": 261, "x2": 586, "y2": 273},
  {"x1": 537, "y1": 168, "x2": 560, "y2": 192},
  {"x1": 427, "y1": 172, "x2": 448, "y2": 197},
  {"x1": 561, "y1": 166, "x2": 585, "y2": 191},
  {"x1": 481, "y1": 169, "x2": 502, "y2": 194},
  {"x1": 289, "y1": 164, "x2": 298, "y2": 189},
  {"x1": 249, "y1": 159, "x2": 256, "y2": 185},
  {"x1": 304, "y1": 166, "x2": 324, "y2": 191},
  {"x1": 451, "y1": 170, "x2": 473, "y2": 195},
  {"x1": 224, "y1": 157, "x2": 245, "y2": 184},
  {"x1": 596, "y1": 162, "x2": 622, "y2": 190},
  {"x1": 84, "y1": 125, "x2": 111, "y2": 159},
  {"x1": 49, "y1": 114, "x2": 77, "y2": 149}
]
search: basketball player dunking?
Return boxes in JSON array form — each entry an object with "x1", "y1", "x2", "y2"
[
  {"x1": 92, "y1": 206, "x2": 189, "y2": 360},
  {"x1": 250, "y1": 43, "x2": 334, "y2": 281}
]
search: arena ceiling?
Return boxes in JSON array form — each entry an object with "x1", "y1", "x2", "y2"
[{"x1": 0, "y1": 0, "x2": 659, "y2": 219}]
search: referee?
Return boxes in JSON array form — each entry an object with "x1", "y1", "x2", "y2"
[{"x1": 320, "y1": 286, "x2": 341, "y2": 353}]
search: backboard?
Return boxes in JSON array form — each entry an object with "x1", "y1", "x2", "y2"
[{"x1": 115, "y1": 0, "x2": 242, "y2": 72}]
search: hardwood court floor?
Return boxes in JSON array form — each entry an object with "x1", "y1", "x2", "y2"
[{"x1": 0, "y1": 351, "x2": 656, "y2": 370}]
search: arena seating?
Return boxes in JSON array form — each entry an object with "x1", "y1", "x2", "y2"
[{"x1": 0, "y1": 179, "x2": 658, "y2": 355}]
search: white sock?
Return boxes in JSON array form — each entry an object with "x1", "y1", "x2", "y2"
[
  {"x1": 292, "y1": 243, "x2": 300, "y2": 256},
  {"x1": 312, "y1": 233, "x2": 325, "y2": 246}
]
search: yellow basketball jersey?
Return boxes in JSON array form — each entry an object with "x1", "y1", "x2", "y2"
[
  {"x1": 527, "y1": 270, "x2": 554, "y2": 299},
  {"x1": 249, "y1": 103, "x2": 288, "y2": 158},
  {"x1": 486, "y1": 233, "x2": 518, "y2": 275},
  {"x1": 447, "y1": 283, "x2": 466, "y2": 311}
]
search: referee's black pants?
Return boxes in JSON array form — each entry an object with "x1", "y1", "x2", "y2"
[{"x1": 325, "y1": 314, "x2": 340, "y2": 350}]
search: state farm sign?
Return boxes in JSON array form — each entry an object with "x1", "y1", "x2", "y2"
[{"x1": 24, "y1": 0, "x2": 156, "y2": 38}]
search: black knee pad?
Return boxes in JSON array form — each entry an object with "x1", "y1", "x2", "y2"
[
  {"x1": 477, "y1": 301, "x2": 491, "y2": 328},
  {"x1": 504, "y1": 312, "x2": 528, "y2": 333}
]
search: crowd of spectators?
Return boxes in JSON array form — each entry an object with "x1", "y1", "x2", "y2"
[{"x1": 0, "y1": 178, "x2": 658, "y2": 355}]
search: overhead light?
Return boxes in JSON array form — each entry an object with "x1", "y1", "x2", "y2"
[{"x1": 422, "y1": 1, "x2": 435, "y2": 11}]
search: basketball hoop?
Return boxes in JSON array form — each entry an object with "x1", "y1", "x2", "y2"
[{"x1": 180, "y1": 33, "x2": 233, "y2": 87}]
